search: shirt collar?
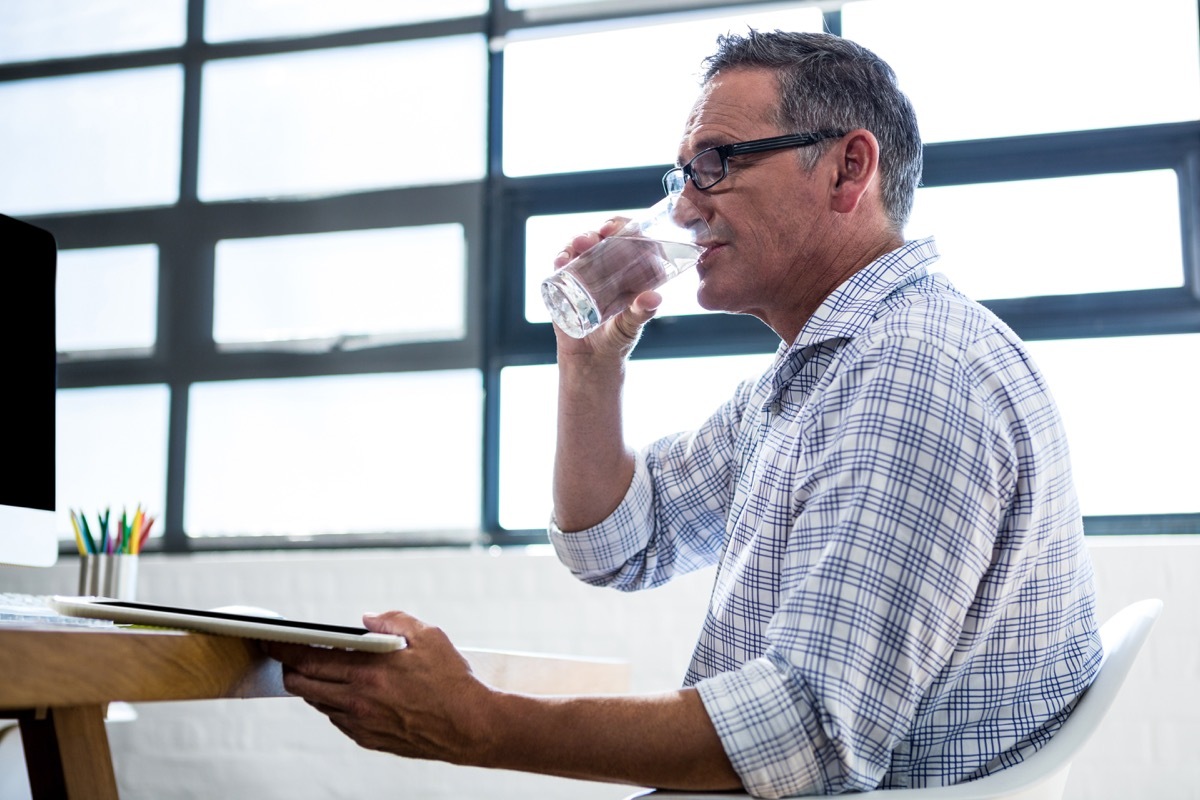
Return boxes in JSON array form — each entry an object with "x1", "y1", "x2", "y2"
[
  {"x1": 784, "y1": 236, "x2": 940, "y2": 354},
  {"x1": 759, "y1": 237, "x2": 940, "y2": 400}
]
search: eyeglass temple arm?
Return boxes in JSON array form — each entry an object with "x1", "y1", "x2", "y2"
[{"x1": 726, "y1": 131, "x2": 846, "y2": 156}]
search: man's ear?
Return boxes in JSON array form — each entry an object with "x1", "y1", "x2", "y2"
[{"x1": 830, "y1": 129, "x2": 880, "y2": 215}]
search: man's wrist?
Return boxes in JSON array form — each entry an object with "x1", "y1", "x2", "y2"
[{"x1": 465, "y1": 686, "x2": 521, "y2": 770}]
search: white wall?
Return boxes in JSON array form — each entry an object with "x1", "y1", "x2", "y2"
[{"x1": 2, "y1": 536, "x2": 1197, "y2": 799}]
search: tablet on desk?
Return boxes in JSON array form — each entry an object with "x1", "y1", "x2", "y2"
[{"x1": 50, "y1": 596, "x2": 406, "y2": 653}]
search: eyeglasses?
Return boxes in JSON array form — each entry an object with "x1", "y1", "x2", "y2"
[{"x1": 662, "y1": 131, "x2": 846, "y2": 195}]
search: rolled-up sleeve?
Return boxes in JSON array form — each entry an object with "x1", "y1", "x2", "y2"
[
  {"x1": 550, "y1": 379, "x2": 755, "y2": 592},
  {"x1": 548, "y1": 450, "x2": 659, "y2": 587}
]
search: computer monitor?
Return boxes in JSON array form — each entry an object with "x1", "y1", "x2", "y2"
[{"x1": 0, "y1": 213, "x2": 58, "y2": 568}]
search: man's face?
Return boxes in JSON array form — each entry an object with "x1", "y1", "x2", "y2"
[{"x1": 675, "y1": 68, "x2": 833, "y2": 330}]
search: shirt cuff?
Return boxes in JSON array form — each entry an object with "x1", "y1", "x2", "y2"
[
  {"x1": 696, "y1": 657, "x2": 824, "y2": 799},
  {"x1": 547, "y1": 450, "x2": 655, "y2": 581}
]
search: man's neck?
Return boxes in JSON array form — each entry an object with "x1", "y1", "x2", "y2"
[{"x1": 767, "y1": 229, "x2": 905, "y2": 344}]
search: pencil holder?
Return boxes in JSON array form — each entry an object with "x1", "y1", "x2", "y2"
[{"x1": 78, "y1": 553, "x2": 138, "y2": 600}]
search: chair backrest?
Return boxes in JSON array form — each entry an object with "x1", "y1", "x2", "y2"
[{"x1": 625, "y1": 598, "x2": 1163, "y2": 800}]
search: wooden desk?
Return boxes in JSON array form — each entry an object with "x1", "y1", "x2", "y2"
[{"x1": 0, "y1": 626, "x2": 630, "y2": 799}]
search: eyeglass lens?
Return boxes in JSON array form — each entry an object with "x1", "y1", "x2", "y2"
[
  {"x1": 664, "y1": 149, "x2": 724, "y2": 195},
  {"x1": 688, "y1": 149, "x2": 725, "y2": 189}
]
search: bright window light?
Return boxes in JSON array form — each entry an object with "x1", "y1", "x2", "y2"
[
  {"x1": 0, "y1": 67, "x2": 183, "y2": 215},
  {"x1": 0, "y1": 0, "x2": 185, "y2": 64},
  {"x1": 57, "y1": 245, "x2": 159, "y2": 354},
  {"x1": 186, "y1": 371, "x2": 482, "y2": 537},
  {"x1": 843, "y1": 0, "x2": 1200, "y2": 142},
  {"x1": 214, "y1": 225, "x2": 467, "y2": 348},
  {"x1": 909, "y1": 170, "x2": 1184, "y2": 300},
  {"x1": 199, "y1": 37, "x2": 487, "y2": 200},
  {"x1": 1027, "y1": 334, "x2": 1200, "y2": 517},
  {"x1": 56, "y1": 385, "x2": 170, "y2": 543}
]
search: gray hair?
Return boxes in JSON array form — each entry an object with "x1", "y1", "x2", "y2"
[{"x1": 703, "y1": 29, "x2": 923, "y2": 231}]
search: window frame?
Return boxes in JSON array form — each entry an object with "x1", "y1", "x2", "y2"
[{"x1": 2, "y1": 0, "x2": 1196, "y2": 552}]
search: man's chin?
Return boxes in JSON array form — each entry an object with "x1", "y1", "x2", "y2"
[
  {"x1": 694, "y1": 286, "x2": 718, "y2": 313},
  {"x1": 695, "y1": 282, "x2": 731, "y2": 314}
]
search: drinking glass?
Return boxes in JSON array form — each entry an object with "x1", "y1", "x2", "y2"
[{"x1": 540, "y1": 194, "x2": 709, "y2": 338}]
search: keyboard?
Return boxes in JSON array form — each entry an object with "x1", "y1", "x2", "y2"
[{"x1": 0, "y1": 592, "x2": 114, "y2": 628}]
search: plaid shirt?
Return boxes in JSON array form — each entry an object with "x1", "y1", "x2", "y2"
[{"x1": 550, "y1": 237, "x2": 1101, "y2": 797}]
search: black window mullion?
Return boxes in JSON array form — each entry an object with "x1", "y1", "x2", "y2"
[
  {"x1": 157, "y1": 0, "x2": 209, "y2": 552},
  {"x1": 482, "y1": 0, "x2": 507, "y2": 540},
  {"x1": 920, "y1": 122, "x2": 1199, "y2": 187},
  {"x1": 1184, "y1": 149, "x2": 1200, "y2": 300}
]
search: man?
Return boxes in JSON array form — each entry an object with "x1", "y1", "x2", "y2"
[{"x1": 266, "y1": 30, "x2": 1100, "y2": 798}]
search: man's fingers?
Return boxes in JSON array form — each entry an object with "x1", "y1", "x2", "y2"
[
  {"x1": 555, "y1": 231, "x2": 601, "y2": 267},
  {"x1": 630, "y1": 290, "x2": 663, "y2": 317},
  {"x1": 599, "y1": 216, "x2": 630, "y2": 237},
  {"x1": 554, "y1": 218, "x2": 630, "y2": 269},
  {"x1": 362, "y1": 609, "x2": 419, "y2": 636},
  {"x1": 265, "y1": 640, "x2": 373, "y2": 684},
  {"x1": 283, "y1": 664, "x2": 357, "y2": 708}
]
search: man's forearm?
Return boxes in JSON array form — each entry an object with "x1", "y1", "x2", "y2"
[
  {"x1": 268, "y1": 614, "x2": 741, "y2": 791},
  {"x1": 478, "y1": 687, "x2": 742, "y2": 791},
  {"x1": 553, "y1": 353, "x2": 637, "y2": 531}
]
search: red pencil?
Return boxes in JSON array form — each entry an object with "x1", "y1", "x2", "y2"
[{"x1": 137, "y1": 515, "x2": 156, "y2": 553}]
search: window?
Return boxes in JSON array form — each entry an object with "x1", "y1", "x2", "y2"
[
  {"x1": 3, "y1": 0, "x2": 1196, "y2": 551},
  {"x1": 0, "y1": 67, "x2": 183, "y2": 215},
  {"x1": 56, "y1": 385, "x2": 171, "y2": 546},
  {"x1": 186, "y1": 371, "x2": 481, "y2": 538},
  {"x1": 1026, "y1": 334, "x2": 1200, "y2": 518},
  {"x1": 57, "y1": 245, "x2": 159, "y2": 354},
  {"x1": 0, "y1": 1, "x2": 186, "y2": 64},
  {"x1": 842, "y1": 0, "x2": 1200, "y2": 141},
  {"x1": 907, "y1": 170, "x2": 1183, "y2": 300},
  {"x1": 199, "y1": 36, "x2": 487, "y2": 201},
  {"x1": 500, "y1": 0, "x2": 1200, "y2": 536},
  {"x1": 214, "y1": 224, "x2": 467, "y2": 349}
]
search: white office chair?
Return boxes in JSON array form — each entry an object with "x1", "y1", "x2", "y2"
[{"x1": 625, "y1": 598, "x2": 1162, "y2": 800}]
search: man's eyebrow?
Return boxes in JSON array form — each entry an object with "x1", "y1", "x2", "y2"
[
  {"x1": 676, "y1": 137, "x2": 723, "y2": 165},
  {"x1": 691, "y1": 136, "x2": 725, "y2": 151}
]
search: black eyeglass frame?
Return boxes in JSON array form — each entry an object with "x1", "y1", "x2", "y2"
[{"x1": 662, "y1": 130, "x2": 847, "y2": 195}]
